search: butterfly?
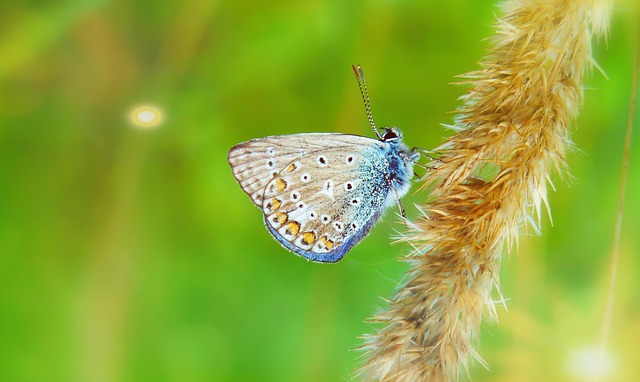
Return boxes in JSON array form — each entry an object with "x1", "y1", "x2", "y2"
[{"x1": 228, "y1": 65, "x2": 420, "y2": 263}]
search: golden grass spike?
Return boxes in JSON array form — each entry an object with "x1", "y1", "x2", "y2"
[{"x1": 356, "y1": 0, "x2": 612, "y2": 380}]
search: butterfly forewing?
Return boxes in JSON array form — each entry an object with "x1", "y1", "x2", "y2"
[
  {"x1": 228, "y1": 134, "x2": 382, "y2": 205},
  {"x1": 228, "y1": 137, "x2": 309, "y2": 207}
]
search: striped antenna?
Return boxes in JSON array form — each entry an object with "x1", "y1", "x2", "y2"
[{"x1": 352, "y1": 64, "x2": 382, "y2": 139}]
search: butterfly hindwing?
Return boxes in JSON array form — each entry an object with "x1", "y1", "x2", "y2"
[{"x1": 260, "y1": 140, "x2": 392, "y2": 262}]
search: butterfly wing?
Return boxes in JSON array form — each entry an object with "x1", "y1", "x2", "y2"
[
  {"x1": 228, "y1": 133, "x2": 384, "y2": 207},
  {"x1": 229, "y1": 134, "x2": 395, "y2": 262},
  {"x1": 228, "y1": 134, "x2": 320, "y2": 207}
]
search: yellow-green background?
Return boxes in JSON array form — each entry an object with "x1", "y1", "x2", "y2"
[{"x1": 1, "y1": 1, "x2": 638, "y2": 381}]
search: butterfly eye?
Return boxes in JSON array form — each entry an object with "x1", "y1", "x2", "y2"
[
  {"x1": 300, "y1": 173, "x2": 310, "y2": 182},
  {"x1": 350, "y1": 198, "x2": 359, "y2": 205},
  {"x1": 382, "y1": 129, "x2": 399, "y2": 141},
  {"x1": 266, "y1": 147, "x2": 277, "y2": 156},
  {"x1": 291, "y1": 191, "x2": 301, "y2": 201},
  {"x1": 317, "y1": 156, "x2": 328, "y2": 166},
  {"x1": 346, "y1": 156, "x2": 354, "y2": 164},
  {"x1": 344, "y1": 182, "x2": 354, "y2": 191},
  {"x1": 266, "y1": 159, "x2": 276, "y2": 169},
  {"x1": 321, "y1": 215, "x2": 331, "y2": 224},
  {"x1": 333, "y1": 221, "x2": 344, "y2": 232},
  {"x1": 309, "y1": 211, "x2": 317, "y2": 219},
  {"x1": 351, "y1": 223, "x2": 358, "y2": 230}
]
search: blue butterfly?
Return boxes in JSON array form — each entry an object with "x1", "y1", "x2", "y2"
[{"x1": 228, "y1": 65, "x2": 419, "y2": 262}]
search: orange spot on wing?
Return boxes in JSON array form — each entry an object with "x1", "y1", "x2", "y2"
[
  {"x1": 285, "y1": 221, "x2": 300, "y2": 236},
  {"x1": 276, "y1": 212, "x2": 288, "y2": 225},
  {"x1": 286, "y1": 163, "x2": 297, "y2": 173},
  {"x1": 319, "y1": 236, "x2": 334, "y2": 250},
  {"x1": 270, "y1": 198, "x2": 281, "y2": 211},
  {"x1": 275, "y1": 178, "x2": 288, "y2": 192},
  {"x1": 301, "y1": 232, "x2": 316, "y2": 246},
  {"x1": 325, "y1": 240, "x2": 334, "y2": 250}
]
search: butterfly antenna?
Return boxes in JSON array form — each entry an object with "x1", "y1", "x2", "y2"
[{"x1": 352, "y1": 64, "x2": 382, "y2": 139}]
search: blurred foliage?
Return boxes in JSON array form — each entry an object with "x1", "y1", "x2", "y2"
[{"x1": 0, "y1": 1, "x2": 638, "y2": 381}]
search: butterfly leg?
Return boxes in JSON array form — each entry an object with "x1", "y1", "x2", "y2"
[
  {"x1": 390, "y1": 184, "x2": 407, "y2": 221},
  {"x1": 414, "y1": 147, "x2": 445, "y2": 163},
  {"x1": 396, "y1": 197, "x2": 406, "y2": 220}
]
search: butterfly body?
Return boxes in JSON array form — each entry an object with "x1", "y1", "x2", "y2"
[{"x1": 228, "y1": 128, "x2": 418, "y2": 263}]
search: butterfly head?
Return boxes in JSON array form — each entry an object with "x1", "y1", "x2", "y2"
[{"x1": 381, "y1": 127, "x2": 419, "y2": 162}]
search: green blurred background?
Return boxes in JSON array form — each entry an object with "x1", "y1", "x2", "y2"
[{"x1": 1, "y1": 1, "x2": 638, "y2": 381}]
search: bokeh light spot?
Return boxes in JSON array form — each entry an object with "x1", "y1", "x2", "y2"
[
  {"x1": 567, "y1": 347, "x2": 615, "y2": 380},
  {"x1": 129, "y1": 105, "x2": 163, "y2": 129}
]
